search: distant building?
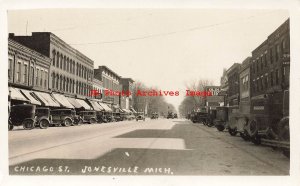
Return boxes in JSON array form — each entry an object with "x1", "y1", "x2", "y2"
[
  {"x1": 94, "y1": 66, "x2": 121, "y2": 106},
  {"x1": 251, "y1": 19, "x2": 290, "y2": 98},
  {"x1": 120, "y1": 78, "x2": 134, "y2": 110},
  {"x1": 9, "y1": 32, "x2": 94, "y2": 99},
  {"x1": 227, "y1": 63, "x2": 241, "y2": 106}
]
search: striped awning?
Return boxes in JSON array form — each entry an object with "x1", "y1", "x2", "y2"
[{"x1": 19, "y1": 89, "x2": 41, "y2": 105}]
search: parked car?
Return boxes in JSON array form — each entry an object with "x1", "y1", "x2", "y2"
[
  {"x1": 113, "y1": 112, "x2": 122, "y2": 122},
  {"x1": 151, "y1": 112, "x2": 159, "y2": 119},
  {"x1": 50, "y1": 109, "x2": 74, "y2": 127},
  {"x1": 167, "y1": 112, "x2": 174, "y2": 119},
  {"x1": 173, "y1": 113, "x2": 178, "y2": 118},
  {"x1": 136, "y1": 112, "x2": 145, "y2": 121},
  {"x1": 9, "y1": 104, "x2": 50, "y2": 130},
  {"x1": 78, "y1": 111, "x2": 97, "y2": 124}
]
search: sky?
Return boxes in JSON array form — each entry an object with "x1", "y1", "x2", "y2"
[{"x1": 7, "y1": 9, "x2": 289, "y2": 110}]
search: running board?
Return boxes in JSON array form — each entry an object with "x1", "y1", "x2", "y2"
[{"x1": 261, "y1": 139, "x2": 290, "y2": 149}]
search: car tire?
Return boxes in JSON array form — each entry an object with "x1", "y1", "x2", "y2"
[
  {"x1": 39, "y1": 119, "x2": 50, "y2": 129},
  {"x1": 22, "y1": 119, "x2": 34, "y2": 130},
  {"x1": 90, "y1": 118, "x2": 96, "y2": 124},
  {"x1": 216, "y1": 125, "x2": 225, "y2": 131},
  {"x1": 63, "y1": 118, "x2": 72, "y2": 127},
  {"x1": 228, "y1": 128, "x2": 238, "y2": 136},
  {"x1": 8, "y1": 120, "x2": 13, "y2": 131}
]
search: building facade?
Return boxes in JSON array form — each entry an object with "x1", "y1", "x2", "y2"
[
  {"x1": 120, "y1": 78, "x2": 134, "y2": 110},
  {"x1": 94, "y1": 66, "x2": 121, "y2": 106},
  {"x1": 251, "y1": 19, "x2": 290, "y2": 98},
  {"x1": 9, "y1": 32, "x2": 94, "y2": 99},
  {"x1": 227, "y1": 63, "x2": 241, "y2": 106},
  {"x1": 8, "y1": 39, "x2": 51, "y2": 92},
  {"x1": 238, "y1": 57, "x2": 252, "y2": 114}
]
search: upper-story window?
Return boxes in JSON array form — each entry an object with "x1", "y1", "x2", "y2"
[
  {"x1": 276, "y1": 44, "x2": 280, "y2": 61},
  {"x1": 16, "y1": 62, "x2": 21, "y2": 82},
  {"x1": 44, "y1": 71, "x2": 48, "y2": 89},
  {"x1": 23, "y1": 63, "x2": 28, "y2": 84},
  {"x1": 40, "y1": 70, "x2": 44, "y2": 87},
  {"x1": 8, "y1": 58, "x2": 13, "y2": 80},
  {"x1": 36, "y1": 68, "x2": 39, "y2": 86}
]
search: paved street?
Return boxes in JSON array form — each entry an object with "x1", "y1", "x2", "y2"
[{"x1": 9, "y1": 119, "x2": 289, "y2": 175}]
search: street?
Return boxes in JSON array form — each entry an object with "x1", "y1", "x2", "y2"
[{"x1": 9, "y1": 118, "x2": 289, "y2": 175}]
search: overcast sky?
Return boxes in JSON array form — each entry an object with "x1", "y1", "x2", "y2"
[{"x1": 7, "y1": 9, "x2": 289, "y2": 110}]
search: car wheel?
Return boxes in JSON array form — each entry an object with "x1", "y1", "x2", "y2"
[
  {"x1": 216, "y1": 125, "x2": 225, "y2": 132},
  {"x1": 240, "y1": 131, "x2": 250, "y2": 141},
  {"x1": 8, "y1": 123, "x2": 14, "y2": 130},
  {"x1": 90, "y1": 118, "x2": 96, "y2": 124},
  {"x1": 22, "y1": 119, "x2": 34, "y2": 130},
  {"x1": 39, "y1": 119, "x2": 50, "y2": 129},
  {"x1": 63, "y1": 118, "x2": 72, "y2": 127},
  {"x1": 248, "y1": 119, "x2": 258, "y2": 138},
  {"x1": 251, "y1": 134, "x2": 261, "y2": 145},
  {"x1": 228, "y1": 128, "x2": 238, "y2": 136}
]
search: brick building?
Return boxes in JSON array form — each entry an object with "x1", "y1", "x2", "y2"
[
  {"x1": 227, "y1": 63, "x2": 241, "y2": 106},
  {"x1": 9, "y1": 32, "x2": 94, "y2": 99},
  {"x1": 251, "y1": 19, "x2": 290, "y2": 98},
  {"x1": 8, "y1": 39, "x2": 52, "y2": 106},
  {"x1": 94, "y1": 66, "x2": 121, "y2": 106}
]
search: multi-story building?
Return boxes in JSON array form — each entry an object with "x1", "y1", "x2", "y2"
[
  {"x1": 8, "y1": 38, "x2": 51, "y2": 106},
  {"x1": 92, "y1": 78, "x2": 104, "y2": 100},
  {"x1": 251, "y1": 19, "x2": 290, "y2": 98},
  {"x1": 9, "y1": 32, "x2": 94, "y2": 99},
  {"x1": 94, "y1": 66, "x2": 121, "y2": 106},
  {"x1": 227, "y1": 63, "x2": 241, "y2": 106},
  {"x1": 238, "y1": 57, "x2": 252, "y2": 114}
]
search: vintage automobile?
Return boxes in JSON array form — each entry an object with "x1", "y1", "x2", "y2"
[
  {"x1": 173, "y1": 113, "x2": 178, "y2": 118},
  {"x1": 167, "y1": 112, "x2": 174, "y2": 119},
  {"x1": 9, "y1": 104, "x2": 50, "y2": 130},
  {"x1": 151, "y1": 112, "x2": 159, "y2": 119},
  {"x1": 96, "y1": 111, "x2": 107, "y2": 123},
  {"x1": 50, "y1": 109, "x2": 75, "y2": 127},
  {"x1": 213, "y1": 106, "x2": 228, "y2": 131},
  {"x1": 78, "y1": 111, "x2": 97, "y2": 124},
  {"x1": 113, "y1": 112, "x2": 122, "y2": 122},
  {"x1": 136, "y1": 112, "x2": 145, "y2": 121}
]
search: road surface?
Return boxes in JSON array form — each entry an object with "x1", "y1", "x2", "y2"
[{"x1": 8, "y1": 118, "x2": 289, "y2": 175}]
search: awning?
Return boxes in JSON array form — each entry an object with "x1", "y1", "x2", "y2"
[
  {"x1": 66, "y1": 97, "x2": 83, "y2": 108},
  {"x1": 19, "y1": 89, "x2": 41, "y2": 105},
  {"x1": 52, "y1": 93, "x2": 74, "y2": 108},
  {"x1": 98, "y1": 102, "x2": 113, "y2": 112},
  {"x1": 87, "y1": 100, "x2": 104, "y2": 111},
  {"x1": 9, "y1": 87, "x2": 29, "y2": 102},
  {"x1": 130, "y1": 108, "x2": 137, "y2": 114},
  {"x1": 32, "y1": 91, "x2": 60, "y2": 107},
  {"x1": 76, "y1": 99, "x2": 92, "y2": 110}
]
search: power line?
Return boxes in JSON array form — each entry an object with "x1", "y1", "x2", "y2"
[{"x1": 69, "y1": 11, "x2": 278, "y2": 46}]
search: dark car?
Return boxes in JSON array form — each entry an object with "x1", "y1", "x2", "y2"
[
  {"x1": 167, "y1": 112, "x2": 174, "y2": 119},
  {"x1": 9, "y1": 104, "x2": 50, "y2": 130},
  {"x1": 78, "y1": 111, "x2": 97, "y2": 124},
  {"x1": 50, "y1": 109, "x2": 74, "y2": 127},
  {"x1": 151, "y1": 112, "x2": 159, "y2": 119},
  {"x1": 136, "y1": 112, "x2": 145, "y2": 121},
  {"x1": 113, "y1": 112, "x2": 122, "y2": 122},
  {"x1": 173, "y1": 113, "x2": 178, "y2": 118}
]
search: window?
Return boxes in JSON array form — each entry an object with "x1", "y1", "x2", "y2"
[
  {"x1": 52, "y1": 51, "x2": 56, "y2": 66},
  {"x1": 264, "y1": 54, "x2": 267, "y2": 67},
  {"x1": 52, "y1": 73, "x2": 55, "y2": 89},
  {"x1": 17, "y1": 62, "x2": 21, "y2": 82},
  {"x1": 270, "y1": 48, "x2": 273, "y2": 64},
  {"x1": 45, "y1": 72, "x2": 48, "y2": 88},
  {"x1": 256, "y1": 60, "x2": 259, "y2": 72},
  {"x1": 281, "y1": 39, "x2": 286, "y2": 52},
  {"x1": 260, "y1": 57, "x2": 263, "y2": 70},
  {"x1": 275, "y1": 69, "x2": 279, "y2": 85},
  {"x1": 8, "y1": 58, "x2": 13, "y2": 80},
  {"x1": 276, "y1": 44, "x2": 280, "y2": 61},
  {"x1": 30, "y1": 66, "x2": 34, "y2": 85},
  {"x1": 265, "y1": 75, "x2": 268, "y2": 88},
  {"x1": 56, "y1": 53, "x2": 60, "y2": 68},
  {"x1": 40, "y1": 70, "x2": 43, "y2": 86},
  {"x1": 270, "y1": 72, "x2": 274, "y2": 86},
  {"x1": 36, "y1": 68, "x2": 39, "y2": 86},
  {"x1": 23, "y1": 64, "x2": 28, "y2": 83},
  {"x1": 261, "y1": 77, "x2": 264, "y2": 91}
]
